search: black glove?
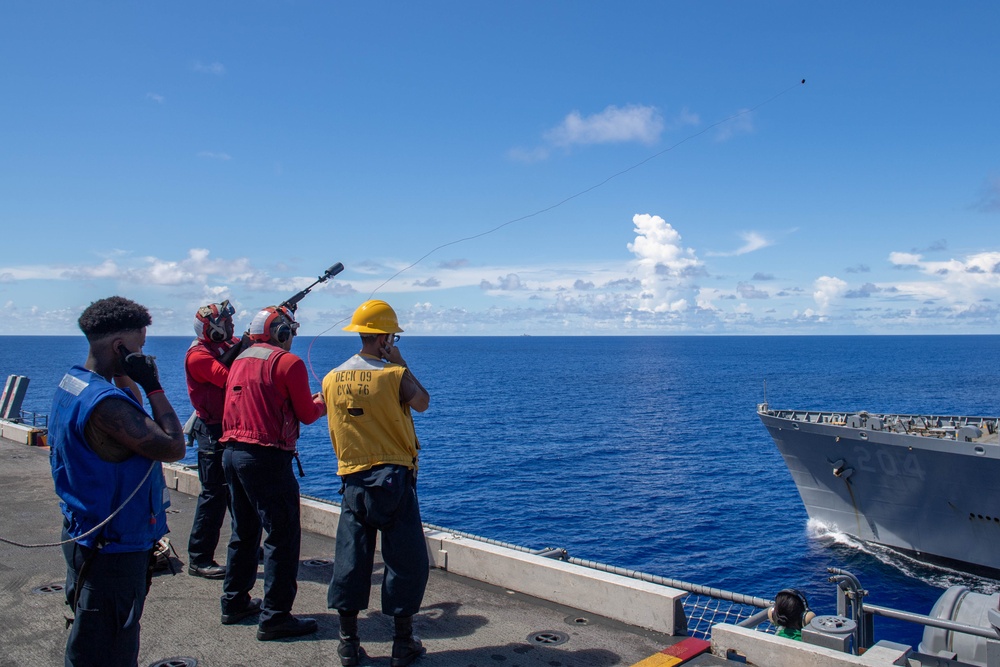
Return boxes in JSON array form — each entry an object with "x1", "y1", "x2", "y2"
[
  {"x1": 218, "y1": 333, "x2": 252, "y2": 368},
  {"x1": 120, "y1": 350, "x2": 163, "y2": 394}
]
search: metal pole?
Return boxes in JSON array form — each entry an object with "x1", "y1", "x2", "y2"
[{"x1": 864, "y1": 603, "x2": 1000, "y2": 641}]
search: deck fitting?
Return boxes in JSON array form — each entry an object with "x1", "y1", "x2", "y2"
[
  {"x1": 528, "y1": 630, "x2": 569, "y2": 646},
  {"x1": 31, "y1": 582, "x2": 64, "y2": 595},
  {"x1": 149, "y1": 658, "x2": 198, "y2": 667}
]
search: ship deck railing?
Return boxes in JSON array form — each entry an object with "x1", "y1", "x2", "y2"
[
  {"x1": 415, "y1": 516, "x2": 778, "y2": 641},
  {"x1": 758, "y1": 405, "x2": 999, "y2": 442}
]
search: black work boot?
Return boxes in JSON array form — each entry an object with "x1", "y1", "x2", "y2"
[
  {"x1": 391, "y1": 615, "x2": 425, "y2": 667},
  {"x1": 338, "y1": 611, "x2": 363, "y2": 667}
]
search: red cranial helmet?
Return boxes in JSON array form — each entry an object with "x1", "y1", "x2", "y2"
[
  {"x1": 195, "y1": 300, "x2": 236, "y2": 342},
  {"x1": 248, "y1": 305, "x2": 298, "y2": 344}
]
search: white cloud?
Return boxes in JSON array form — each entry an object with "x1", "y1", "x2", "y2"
[
  {"x1": 736, "y1": 282, "x2": 769, "y2": 299},
  {"x1": 146, "y1": 92, "x2": 165, "y2": 104},
  {"x1": 193, "y1": 61, "x2": 226, "y2": 76},
  {"x1": 706, "y1": 231, "x2": 772, "y2": 257},
  {"x1": 480, "y1": 273, "x2": 525, "y2": 291},
  {"x1": 544, "y1": 104, "x2": 664, "y2": 148},
  {"x1": 813, "y1": 276, "x2": 848, "y2": 314},
  {"x1": 198, "y1": 151, "x2": 232, "y2": 161},
  {"x1": 886, "y1": 250, "x2": 1000, "y2": 303},
  {"x1": 671, "y1": 107, "x2": 700, "y2": 130},
  {"x1": 626, "y1": 213, "x2": 701, "y2": 313}
]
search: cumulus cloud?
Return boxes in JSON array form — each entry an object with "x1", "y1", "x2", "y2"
[
  {"x1": 845, "y1": 264, "x2": 870, "y2": 274},
  {"x1": 813, "y1": 276, "x2": 848, "y2": 314},
  {"x1": 22, "y1": 249, "x2": 310, "y2": 295},
  {"x1": 545, "y1": 104, "x2": 664, "y2": 148},
  {"x1": 886, "y1": 250, "x2": 1000, "y2": 303},
  {"x1": 736, "y1": 282, "x2": 769, "y2": 299},
  {"x1": 626, "y1": 213, "x2": 701, "y2": 313},
  {"x1": 845, "y1": 282, "x2": 881, "y2": 298},
  {"x1": 481, "y1": 274, "x2": 525, "y2": 291},
  {"x1": 752, "y1": 272, "x2": 774, "y2": 281},
  {"x1": 509, "y1": 105, "x2": 701, "y2": 162},
  {"x1": 413, "y1": 277, "x2": 440, "y2": 288}
]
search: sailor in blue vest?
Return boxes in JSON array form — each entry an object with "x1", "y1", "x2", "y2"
[{"x1": 50, "y1": 296, "x2": 186, "y2": 667}]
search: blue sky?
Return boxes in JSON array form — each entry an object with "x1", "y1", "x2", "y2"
[{"x1": 2, "y1": 2, "x2": 998, "y2": 336}]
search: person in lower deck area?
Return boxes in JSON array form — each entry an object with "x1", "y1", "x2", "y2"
[
  {"x1": 323, "y1": 300, "x2": 431, "y2": 667},
  {"x1": 768, "y1": 588, "x2": 815, "y2": 641},
  {"x1": 50, "y1": 296, "x2": 187, "y2": 667},
  {"x1": 184, "y1": 300, "x2": 247, "y2": 579},
  {"x1": 218, "y1": 305, "x2": 326, "y2": 641}
]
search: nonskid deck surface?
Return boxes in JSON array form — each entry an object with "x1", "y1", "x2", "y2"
[{"x1": 0, "y1": 438, "x2": 727, "y2": 667}]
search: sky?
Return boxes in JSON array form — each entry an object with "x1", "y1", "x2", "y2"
[{"x1": 1, "y1": 2, "x2": 999, "y2": 337}]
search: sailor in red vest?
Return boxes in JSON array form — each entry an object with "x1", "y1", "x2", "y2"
[
  {"x1": 50, "y1": 296, "x2": 186, "y2": 667},
  {"x1": 219, "y1": 305, "x2": 326, "y2": 640},
  {"x1": 184, "y1": 300, "x2": 247, "y2": 579}
]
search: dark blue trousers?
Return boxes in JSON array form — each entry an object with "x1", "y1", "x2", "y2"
[
  {"x1": 62, "y1": 527, "x2": 151, "y2": 667},
  {"x1": 328, "y1": 465, "x2": 429, "y2": 617},
  {"x1": 222, "y1": 442, "x2": 301, "y2": 626},
  {"x1": 187, "y1": 418, "x2": 230, "y2": 567}
]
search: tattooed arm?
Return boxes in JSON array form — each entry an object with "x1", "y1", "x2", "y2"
[{"x1": 87, "y1": 395, "x2": 186, "y2": 463}]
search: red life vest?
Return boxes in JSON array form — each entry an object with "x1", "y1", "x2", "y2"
[
  {"x1": 221, "y1": 343, "x2": 300, "y2": 450},
  {"x1": 184, "y1": 339, "x2": 233, "y2": 424}
]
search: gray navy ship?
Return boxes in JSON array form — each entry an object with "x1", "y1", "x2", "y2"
[{"x1": 757, "y1": 404, "x2": 1000, "y2": 577}]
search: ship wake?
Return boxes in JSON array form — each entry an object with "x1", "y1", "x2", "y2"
[{"x1": 806, "y1": 519, "x2": 1000, "y2": 594}]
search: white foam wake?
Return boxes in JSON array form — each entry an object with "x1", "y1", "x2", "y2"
[{"x1": 806, "y1": 519, "x2": 1000, "y2": 594}]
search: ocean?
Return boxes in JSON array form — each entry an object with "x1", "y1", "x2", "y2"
[{"x1": 4, "y1": 334, "x2": 1000, "y2": 648}]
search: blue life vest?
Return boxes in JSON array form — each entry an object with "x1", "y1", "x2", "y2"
[{"x1": 50, "y1": 366, "x2": 170, "y2": 553}]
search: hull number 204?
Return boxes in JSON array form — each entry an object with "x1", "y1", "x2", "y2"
[{"x1": 853, "y1": 446, "x2": 926, "y2": 481}]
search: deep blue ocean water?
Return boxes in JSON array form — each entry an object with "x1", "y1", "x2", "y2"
[{"x1": 4, "y1": 334, "x2": 1000, "y2": 648}]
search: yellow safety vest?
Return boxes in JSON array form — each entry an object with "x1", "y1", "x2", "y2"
[{"x1": 322, "y1": 354, "x2": 420, "y2": 476}]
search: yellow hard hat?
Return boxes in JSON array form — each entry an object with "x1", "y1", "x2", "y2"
[{"x1": 343, "y1": 300, "x2": 403, "y2": 334}]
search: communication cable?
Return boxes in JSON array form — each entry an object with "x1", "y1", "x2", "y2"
[
  {"x1": 305, "y1": 79, "x2": 806, "y2": 380},
  {"x1": 0, "y1": 460, "x2": 156, "y2": 548}
]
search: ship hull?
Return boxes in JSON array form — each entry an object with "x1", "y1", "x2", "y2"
[{"x1": 758, "y1": 408, "x2": 1000, "y2": 576}]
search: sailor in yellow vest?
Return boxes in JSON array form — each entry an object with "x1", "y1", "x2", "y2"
[{"x1": 323, "y1": 300, "x2": 431, "y2": 667}]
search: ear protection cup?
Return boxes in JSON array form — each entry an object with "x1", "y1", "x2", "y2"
[
  {"x1": 775, "y1": 588, "x2": 815, "y2": 626},
  {"x1": 207, "y1": 319, "x2": 228, "y2": 343},
  {"x1": 261, "y1": 306, "x2": 297, "y2": 344},
  {"x1": 274, "y1": 321, "x2": 291, "y2": 344},
  {"x1": 195, "y1": 301, "x2": 235, "y2": 343}
]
